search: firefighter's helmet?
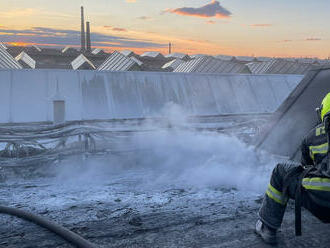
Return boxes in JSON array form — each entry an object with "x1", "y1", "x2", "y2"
[{"x1": 317, "y1": 93, "x2": 330, "y2": 122}]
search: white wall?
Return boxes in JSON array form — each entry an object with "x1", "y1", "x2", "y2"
[{"x1": 0, "y1": 69, "x2": 303, "y2": 123}]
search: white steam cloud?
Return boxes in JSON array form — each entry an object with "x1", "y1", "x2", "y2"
[{"x1": 53, "y1": 103, "x2": 276, "y2": 193}]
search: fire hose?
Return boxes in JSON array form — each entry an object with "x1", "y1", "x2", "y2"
[{"x1": 0, "y1": 205, "x2": 97, "y2": 248}]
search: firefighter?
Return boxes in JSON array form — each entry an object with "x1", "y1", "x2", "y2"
[{"x1": 256, "y1": 93, "x2": 330, "y2": 244}]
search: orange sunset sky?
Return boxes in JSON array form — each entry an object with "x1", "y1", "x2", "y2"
[{"x1": 0, "y1": 0, "x2": 329, "y2": 58}]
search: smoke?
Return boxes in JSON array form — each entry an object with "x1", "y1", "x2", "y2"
[{"x1": 52, "y1": 103, "x2": 276, "y2": 193}]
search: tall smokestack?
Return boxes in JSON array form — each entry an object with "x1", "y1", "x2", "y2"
[
  {"x1": 80, "y1": 6, "x2": 86, "y2": 52},
  {"x1": 86, "y1": 21, "x2": 91, "y2": 52},
  {"x1": 169, "y1": 42, "x2": 172, "y2": 54}
]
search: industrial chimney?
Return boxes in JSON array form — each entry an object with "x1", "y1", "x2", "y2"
[
  {"x1": 80, "y1": 6, "x2": 86, "y2": 52},
  {"x1": 86, "y1": 21, "x2": 91, "y2": 52},
  {"x1": 169, "y1": 42, "x2": 172, "y2": 55}
]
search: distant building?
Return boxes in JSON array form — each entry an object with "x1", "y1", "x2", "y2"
[
  {"x1": 165, "y1": 53, "x2": 190, "y2": 61},
  {"x1": 141, "y1": 51, "x2": 164, "y2": 59}
]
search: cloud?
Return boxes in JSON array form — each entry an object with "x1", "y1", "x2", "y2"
[
  {"x1": 137, "y1": 16, "x2": 152, "y2": 20},
  {"x1": 164, "y1": 1, "x2": 231, "y2": 19},
  {"x1": 279, "y1": 38, "x2": 322, "y2": 43},
  {"x1": 206, "y1": 20, "x2": 216, "y2": 24},
  {"x1": 0, "y1": 8, "x2": 38, "y2": 18},
  {"x1": 249, "y1": 24, "x2": 272, "y2": 27},
  {"x1": 104, "y1": 26, "x2": 127, "y2": 32},
  {"x1": 305, "y1": 38, "x2": 321, "y2": 41},
  {"x1": 0, "y1": 27, "x2": 166, "y2": 49},
  {"x1": 126, "y1": 0, "x2": 136, "y2": 2}
]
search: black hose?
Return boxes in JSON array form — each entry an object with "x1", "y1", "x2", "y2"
[{"x1": 0, "y1": 206, "x2": 97, "y2": 248}]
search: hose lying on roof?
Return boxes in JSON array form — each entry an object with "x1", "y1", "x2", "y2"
[{"x1": 0, "y1": 205, "x2": 97, "y2": 248}]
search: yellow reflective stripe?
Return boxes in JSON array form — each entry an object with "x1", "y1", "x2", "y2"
[
  {"x1": 302, "y1": 177, "x2": 330, "y2": 191},
  {"x1": 303, "y1": 177, "x2": 330, "y2": 183},
  {"x1": 266, "y1": 184, "x2": 287, "y2": 205},
  {"x1": 268, "y1": 183, "x2": 282, "y2": 196},
  {"x1": 315, "y1": 126, "x2": 325, "y2": 136},
  {"x1": 309, "y1": 143, "x2": 328, "y2": 161}
]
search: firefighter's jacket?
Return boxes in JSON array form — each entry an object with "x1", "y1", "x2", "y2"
[{"x1": 300, "y1": 123, "x2": 330, "y2": 208}]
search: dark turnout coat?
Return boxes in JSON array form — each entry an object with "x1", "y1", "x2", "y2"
[{"x1": 301, "y1": 123, "x2": 330, "y2": 209}]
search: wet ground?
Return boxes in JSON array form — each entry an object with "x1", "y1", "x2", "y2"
[{"x1": 0, "y1": 116, "x2": 329, "y2": 247}]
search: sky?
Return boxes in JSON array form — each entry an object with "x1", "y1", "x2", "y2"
[{"x1": 0, "y1": 0, "x2": 329, "y2": 58}]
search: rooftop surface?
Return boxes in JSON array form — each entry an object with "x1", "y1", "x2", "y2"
[{"x1": 0, "y1": 115, "x2": 329, "y2": 247}]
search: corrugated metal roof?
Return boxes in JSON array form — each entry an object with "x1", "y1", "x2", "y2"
[
  {"x1": 247, "y1": 59, "x2": 315, "y2": 75},
  {"x1": 120, "y1": 50, "x2": 134, "y2": 57},
  {"x1": 296, "y1": 58, "x2": 319, "y2": 64},
  {"x1": 0, "y1": 43, "x2": 7, "y2": 50},
  {"x1": 91, "y1": 48, "x2": 104, "y2": 55},
  {"x1": 98, "y1": 51, "x2": 140, "y2": 71},
  {"x1": 141, "y1": 51, "x2": 164, "y2": 58},
  {"x1": 62, "y1": 46, "x2": 79, "y2": 54},
  {"x1": 71, "y1": 54, "x2": 96, "y2": 70},
  {"x1": 190, "y1": 54, "x2": 208, "y2": 59},
  {"x1": 214, "y1": 55, "x2": 234, "y2": 61},
  {"x1": 165, "y1": 53, "x2": 190, "y2": 60},
  {"x1": 174, "y1": 57, "x2": 250, "y2": 74},
  {"x1": 0, "y1": 47, "x2": 22, "y2": 69},
  {"x1": 234, "y1": 56, "x2": 256, "y2": 63},
  {"x1": 283, "y1": 58, "x2": 297, "y2": 62},
  {"x1": 162, "y1": 59, "x2": 184, "y2": 70},
  {"x1": 15, "y1": 52, "x2": 36, "y2": 69},
  {"x1": 256, "y1": 57, "x2": 273, "y2": 62},
  {"x1": 130, "y1": 56, "x2": 143, "y2": 66},
  {"x1": 318, "y1": 59, "x2": 330, "y2": 65},
  {"x1": 32, "y1": 45, "x2": 42, "y2": 52},
  {"x1": 62, "y1": 46, "x2": 70, "y2": 53}
]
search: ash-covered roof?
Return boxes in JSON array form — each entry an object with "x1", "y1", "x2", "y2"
[
  {"x1": 174, "y1": 56, "x2": 251, "y2": 74},
  {"x1": 0, "y1": 46, "x2": 22, "y2": 69},
  {"x1": 98, "y1": 51, "x2": 140, "y2": 71},
  {"x1": 15, "y1": 51, "x2": 36, "y2": 69}
]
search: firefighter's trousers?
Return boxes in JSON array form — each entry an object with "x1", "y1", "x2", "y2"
[{"x1": 258, "y1": 163, "x2": 330, "y2": 229}]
